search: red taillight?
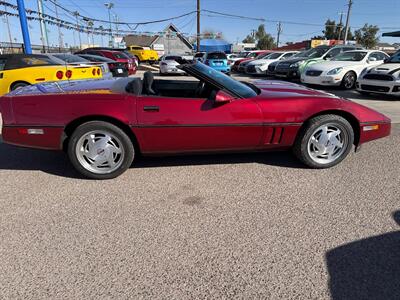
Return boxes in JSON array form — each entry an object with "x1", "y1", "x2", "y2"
[
  {"x1": 228, "y1": 60, "x2": 231, "y2": 65},
  {"x1": 56, "y1": 71, "x2": 63, "y2": 80},
  {"x1": 97, "y1": 68, "x2": 101, "y2": 76},
  {"x1": 92, "y1": 68, "x2": 96, "y2": 76},
  {"x1": 65, "y1": 70, "x2": 72, "y2": 78}
]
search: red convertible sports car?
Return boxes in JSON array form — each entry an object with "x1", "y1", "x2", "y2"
[{"x1": 0, "y1": 62, "x2": 391, "y2": 179}]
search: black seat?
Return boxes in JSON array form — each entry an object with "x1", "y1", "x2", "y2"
[
  {"x1": 126, "y1": 78, "x2": 142, "y2": 95},
  {"x1": 142, "y1": 71, "x2": 157, "y2": 95},
  {"x1": 110, "y1": 77, "x2": 142, "y2": 95}
]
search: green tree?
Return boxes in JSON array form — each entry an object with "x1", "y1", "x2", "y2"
[
  {"x1": 323, "y1": 19, "x2": 337, "y2": 39},
  {"x1": 354, "y1": 24, "x2": 380, "y2": 49},
  {"x1": 255, "y1": 24, "x2": 275, "y2": 50},
  {"x1": 242, "y1": 34, "x2": 255, "y2": 43}
]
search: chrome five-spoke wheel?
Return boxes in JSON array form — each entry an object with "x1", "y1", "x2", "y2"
[
  {"x1": 76, "y1": 131, "x2": 125, "y2": 174},
  {"x1": 68, "y1": 121, "x2": 135, "y2": 179},
  {"x1": 307, "y1": 124, "x2": 347, "y2": 165},
  {"x1": 293, "y1": 114, "x2": 354, "y2": 168}
]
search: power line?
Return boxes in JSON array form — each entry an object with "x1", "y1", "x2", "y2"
[{"x1": 47, "y1": 0, "x2": 197, "y2": 26}]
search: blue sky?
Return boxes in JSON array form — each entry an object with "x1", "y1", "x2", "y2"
[{"x1": 2, "y1": 0, "x2": 400, "y2": 47}]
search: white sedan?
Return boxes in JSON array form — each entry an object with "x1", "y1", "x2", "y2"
[
  {"x1": 246, "y1": 51, "x2": 299, "y2": 75},
  {"x1": 301, "y1": 50, "x2": 389, "y2": 89},
  {"x1": 159, "y1": 55, "x2": 186, "y2": 75}
]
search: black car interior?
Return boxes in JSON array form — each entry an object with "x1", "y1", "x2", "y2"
[{"x1": 117, "y1": 71, "x2": 216, "y2": 99}]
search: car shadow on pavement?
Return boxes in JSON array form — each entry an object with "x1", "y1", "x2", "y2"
[
  {"x1": 326, "y1": 211, "x2": 400, "y2": 300},
  {"x1": 0, "y1": 140, "x2": 306, "y2": 178}
]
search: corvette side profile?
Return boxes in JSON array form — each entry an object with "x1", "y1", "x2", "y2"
[{"x1": 0, "y1": 62, "x2": 391, "y2": 179}]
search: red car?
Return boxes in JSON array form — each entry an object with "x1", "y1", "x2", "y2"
[
  {"x1": 76, "y1": 49, "x2": 137, "y2": 75},
  {"x1": 0, "y1": 63, "x2": 391, "y2": 179},
  {"x1": 231, "y1": 50, "x2": 272, "y2": 72}
]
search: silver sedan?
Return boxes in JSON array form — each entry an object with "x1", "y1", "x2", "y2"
[{"x1": 159, "y1": 55, "x2": 186, "y2": 75}]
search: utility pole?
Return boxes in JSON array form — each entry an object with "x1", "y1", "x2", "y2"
[
  {"x1": 276, "y1": 22, "x2": 282, "y2": 48},
  {"x1": 53, "y1": 0, "x2": 64, "y2": 49},
  {"x1": 73, "y1": 11, "x2": 82, "y2": 49},
  {"x1": 104, "y1": 3, "x2": 114, "y2": 47},
  {"x1": 114, "y1": 14, "x2": 120, "y2": 48},
  {"x1": 196, "y1": 0, "x2": 200, "y2": 52},
  {"x1": 3, "y1": 5, "x2": 14, "y2": 51},
  {"x1": 16, "y1": 0, "x2": 32, "y2": 53},
  {"x1": 37, "y1": 0, "x2": 49, "y2": 52},
  {"x1": 338, "y1": 12, "x2": 345, "y2": 41},
  {"x1": 344, "y1": 0, "x2": 353, "y2": 44}
]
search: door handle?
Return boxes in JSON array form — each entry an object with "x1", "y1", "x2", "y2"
[{"x1": 143, "y1": 105, "x2": 159, "y2": 112}]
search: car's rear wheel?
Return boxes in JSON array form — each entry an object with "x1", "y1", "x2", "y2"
[
  {"x1": 11, "y1": 82, "x2": 29, "y2": 91},
  {"x1": 68, "y1": 121, "x2": 134, "y2": 179},
  {"x1": 341, "y1": 71, "x2": 357, "y2": 89},
  {"x1": 293, "y1": 115, "x2": 354, "y2": 168}
]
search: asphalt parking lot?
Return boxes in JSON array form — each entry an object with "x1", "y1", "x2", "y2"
[{"x1": 0, "y1": 73, "x2": 399, "y2": 298}]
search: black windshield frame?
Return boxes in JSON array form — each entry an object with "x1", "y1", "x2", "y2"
[{"x1": 180, "y1": 62, "x2": 259, "y2": 99}]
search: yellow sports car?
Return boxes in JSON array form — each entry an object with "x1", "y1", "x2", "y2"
[
  {"x1": 0, "y1": 54, "x2": 103, "y2": 95},
  {"x1": 126, "y1": 45, "x2": 159, "y2": 64}
]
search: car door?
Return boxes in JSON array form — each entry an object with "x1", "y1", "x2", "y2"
[{"x1": 135, "y1": 94, "x2": 263, "y2": 153}]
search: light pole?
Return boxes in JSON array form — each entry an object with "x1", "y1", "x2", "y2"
[
  {"x1": 104, "y1": 3, "x2": 114, "y2": 47},
  {"x1": 16, "y1": 0, "x2": 32, "y2": 53}
]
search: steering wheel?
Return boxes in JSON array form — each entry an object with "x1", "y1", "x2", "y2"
[{"x1": 195, "y1": 81, "x2": 206, "y2": 97}]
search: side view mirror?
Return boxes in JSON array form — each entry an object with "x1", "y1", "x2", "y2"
[
  {"x1": 384, "y1": 58, "x2": 389, "y2": 63},
  {"x1": 215, "y1": 90, "x2": 234, "y2": 104}
]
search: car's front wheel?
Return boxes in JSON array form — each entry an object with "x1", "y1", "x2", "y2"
[
  {"x1": 68, "y1": 121, "x2": 135, "y2": 179},
  {"x1": 341, "y1": 71, "x2": 357, "y2": 89},
  {"x1": 293, "y1": 115, "x2": 354, "y2": 168}
]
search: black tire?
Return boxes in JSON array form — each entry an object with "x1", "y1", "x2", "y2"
[
  {"x1": 293, "y1": 114, "x2": 354, "y2": 169},
  {"x1": 67, "y1": 121, "x2": 134, "y2": 179},
  {"x1": 11, "y1": 82, "x2": 30, "y2": 91},
  {"x1": 341, "y1": 71, "x2": 357, "y2": 89}
]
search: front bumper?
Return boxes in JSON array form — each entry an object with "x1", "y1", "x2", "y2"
[
  {"x1": 210, "y1": 66, "x2": 231, "y2": 73},
  {"x1": 274, "y1": 67, "x2": 300, "y2": 79},
  {"x1": 356, "y1": 79, "x2": 400, "y2": 95},
  {"x1": 301, "y1": 74, "x2": 342, "y2": 86},
  {"x1": 246, "y1": 65, "x2": 265, "y2": 75},
  {"x1": 359, "y1": 121, "x2": 391, "y2": 145}
]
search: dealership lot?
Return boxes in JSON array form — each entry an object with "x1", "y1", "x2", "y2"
[{"x1": 0, "y1": 78, "x2": 399, "y2": 297}]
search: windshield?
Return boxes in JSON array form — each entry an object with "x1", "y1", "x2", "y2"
[
  {"x1": 332, "y1": 51, "x2": 367, "y2": 61},
  {"x1": 207, "y1": 52, "x2": 227, "y2": 59},
  {"x1": 54, "y1": 54, "x2": 88, "y2": 63},
  {"x1": 300, "y1": 47, "x2": 330, "y2": 58},
  {"x1": 79, "y1": 55, "x2": 114, "y2": 63},
  {"x1": 188, "y1": 62, "x2": 257, "y2": 98},
  {"x1": 387, "y1": 51, "x2": 400, "y2": 63},
  {"x1": 112, "y1": 52, "x2": 129, "y2": 59},
  {"x1": 238, "y1": 52, "x2": 249, "y2": 57},
  {"x1": 256, "y1": 52, "x2": 273, "y2": 59},
  {"x1": 264, "y1": 52, "x2": 282, "y2": 60}
]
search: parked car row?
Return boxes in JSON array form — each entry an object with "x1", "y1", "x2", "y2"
[
  {"x1": 229, "y1": 44, "x2": 399, "y2": 97},
  {"x1": 0, "y1": 47, "x2": 141, "y2": 96}
]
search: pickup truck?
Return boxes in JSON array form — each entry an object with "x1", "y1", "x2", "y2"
[{"x1": 126, "y1": 45, "x2": 159, "y2": 64}]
